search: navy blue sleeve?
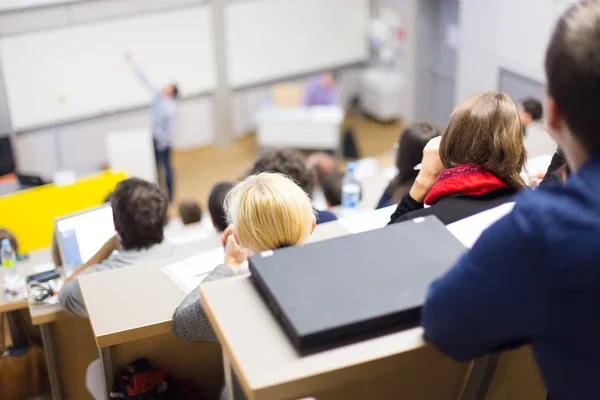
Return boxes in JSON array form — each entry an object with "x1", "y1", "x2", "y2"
[{"x1": 421, "y1": 198, "x2": 552, "y2": 361}]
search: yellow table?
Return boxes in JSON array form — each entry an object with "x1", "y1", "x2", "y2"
[{"x1": 0, "y1": 171, "x2": 125, "y2": 253}]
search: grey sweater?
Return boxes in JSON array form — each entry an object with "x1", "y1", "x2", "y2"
[
  {"x1": 171, "y1": 264, "x2": 235, "y2": 400},
  {"x1": 59, "y1": 241, "x2": 198, "y2": 318},
  {"x1": 171, "y1": 264, "x2": 235, "y2": 342}
]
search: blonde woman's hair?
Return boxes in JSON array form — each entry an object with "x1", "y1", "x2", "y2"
[
  {"x1": 225, "y1": 172, "x2": 315, "y2": 252},
  {"x1": 439, "y1": 92, "x2": 527, "y2": 189}
]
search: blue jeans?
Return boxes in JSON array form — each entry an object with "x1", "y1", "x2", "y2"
[{"x1": 154, "y1": 140, "x2": 174, "y2": 202}]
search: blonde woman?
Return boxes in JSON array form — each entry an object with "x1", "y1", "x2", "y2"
[{"x1": 172, "y1": 172, "x2": 316, "y2": 344}]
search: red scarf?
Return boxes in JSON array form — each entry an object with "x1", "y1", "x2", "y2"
[{"x1": 424, "y1": 165, "x2": 509, "y2": 206}]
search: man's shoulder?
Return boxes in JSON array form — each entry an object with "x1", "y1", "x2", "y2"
[{"x1": 513, "y1": 183, "x2": 600, "y2": 234}]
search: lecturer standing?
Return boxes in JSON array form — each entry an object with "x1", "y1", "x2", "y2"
[{"x1": 125, "y1": 54, "x2": 178, "y2": 202}]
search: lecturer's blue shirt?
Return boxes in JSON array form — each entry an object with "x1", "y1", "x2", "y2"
[
  {"x1": 422, "y1": 157, "x2": 600, "y2": 400},
  {"x1": 134, "y1": 68, "x2": 177, "y2": 151}
]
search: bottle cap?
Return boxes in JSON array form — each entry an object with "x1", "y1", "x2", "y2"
[
  {"x1": 1, "y1": 239, "x2": 10, "y2": 248},
  {"x1": 346, "y1": 162, "x2": 357, "y2": 173}
]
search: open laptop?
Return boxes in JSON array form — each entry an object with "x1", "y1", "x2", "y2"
[
  {"x1": 17, "y1": 173, "x2": 48, "y2": 189},
  {"x1": 54, "y1": 204, "x2": 115, "y2": 276},
  {"x1": 249, "y1": 216, "x2": 467, "y2": 354}
]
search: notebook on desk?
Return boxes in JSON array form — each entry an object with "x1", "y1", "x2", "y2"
[{"x1": 249, "y1": 216, "x2": 467, "y2": 354}]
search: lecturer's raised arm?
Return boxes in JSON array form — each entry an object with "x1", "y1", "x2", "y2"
[{"x1": 125, "y1": 53, "x2": 156, "y2": 93}]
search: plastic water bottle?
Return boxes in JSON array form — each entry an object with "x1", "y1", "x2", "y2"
[
  {"x1": 1, "y1": 238, "x2": 21, "y2": 297},
  {"x1": 341, "y1": 162, "x2": 361, "y2": 216}
]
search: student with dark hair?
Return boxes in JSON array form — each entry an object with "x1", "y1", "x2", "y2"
[
  {"x1": 59, "y1": 178, "x2": 194, "y2": 318},
  {"x1": 519, "y1": 97, "x2": 557, "y2": 158},
  {"x1": 321, "y1": 172, "x2": 344, "y2": 207},
  {"x1": 208, "y1": 182, "x2": 235, "y2": 233},
  {"x1": 389, "y1": 92, "x2": 525, "y2": 225},
  {"x1": 422, "y1": 3, "x2": 600, "y2": 398},
  {"x1": 249, "y1": 149, "x2": 337, "y2": 224},
  {"x1": 125, "y1": 54, "x2": 178, "y2": 202},
  {"x1": 178, "y1": 201, "x2": 202, "y2": 225},
  {"x1": 322, "y1": 172, "x2": 363, "y2": 208},
  {"x1": 376, "y1": 123, "x2": 440, "y2": 209}
]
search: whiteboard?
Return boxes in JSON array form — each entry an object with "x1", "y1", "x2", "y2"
[
  {"x1": 0, "y1": 6, "x2": 215, "y2": 130},
  {"x1": 225, "y1": 0, "x2": 370, "y2": 87}
]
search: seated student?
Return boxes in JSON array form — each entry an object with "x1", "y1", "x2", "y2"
[
  {"x1": 376, "y1": 123, "x2": 441, "y2": 209},
  {"x1": 303, "y1": 72, "x2": 338, "y2": 106},
  {"x1": 307, "y1": 152, "x2": 339, "y2": 186},
  {"x1": 179, "y1": 201, "x2": 202, "y2": 225},
  {"x1": 321, "y1": 171, "x2": 363, "y2": 208},
  {"x1": 172, "y1": 173, "x2": 316, "y2": 343},
  {"x1": 59, "y1": 178, "x2": 195, "y2": 318},
  {"x1": 519, "y1": 97, "x2": 557, "y2": 158},
  {"x1": 422, "y1": 3, "x2": 600, "y2": 398},
  {"x1": 164, "y1": 200, "x2": 204, "y2": 238},
  {"x1": 389, "y1": 92, "x2": 526, "y2": 225},
  {"x1": 322, "y1": 171, "x2": 344, "y2": 207},
  {"x1": 249, "y1": 149, "x2": 337, "y2": 224},
  {"x1": 208, "y1": 182, "x2": 235, "y2": 233}
]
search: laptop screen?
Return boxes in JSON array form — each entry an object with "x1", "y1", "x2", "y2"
[{"x1": 55, "y1": 205, "x2": 115, "y2": 269}]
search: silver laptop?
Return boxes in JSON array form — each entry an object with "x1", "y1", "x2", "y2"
[{"x1": 54, "y1": 204, "x2": 115, "y2": 276}]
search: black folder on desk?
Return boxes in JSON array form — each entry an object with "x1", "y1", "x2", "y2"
[{"x1": 249, "y1": 216, "x2": 467, "y2": 354}]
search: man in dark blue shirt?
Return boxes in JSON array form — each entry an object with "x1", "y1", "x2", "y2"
[{"x1": 422, "y1": 2, "x2": 600, "y2": 399}]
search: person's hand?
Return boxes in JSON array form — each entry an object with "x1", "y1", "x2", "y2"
[
  {"x1": 223, "y1": 232, "x2": 248, "y2": 274},
  {"x1": 124, "y1": 52, "x2": 133, "y2": 65},
  {"x1": 410, "y1": 136, "x2": 444, "y2": 203},
  {"x1": 221, "y1": 225, "x2": 234, "y2": 249}
]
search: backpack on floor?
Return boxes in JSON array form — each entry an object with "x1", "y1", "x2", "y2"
[{"x1": 110, "y1": 359, "x2": 172, "y2": 400}]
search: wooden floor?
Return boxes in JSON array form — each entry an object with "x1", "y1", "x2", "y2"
[{"x1": 171, "y1": 115, "x2": 402, "y2": 209}]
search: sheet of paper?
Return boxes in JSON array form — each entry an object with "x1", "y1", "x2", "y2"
[
  {"x1": 446, "y1": 202, "x2": 515, "y2": 248},
  {"x1": 338, "y1": 206, "x2": 395, "y2": 234},
  {"x1": 162, "y1": 247, "x2": 225, "y2": 294},
  {"x1": 32, "y1": 262, "x2": 56, "y2": 273}
]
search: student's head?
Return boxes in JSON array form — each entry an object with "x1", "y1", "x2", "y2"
[
  {"x1": 321, "y1": 172, "x2": 344, "y2": 207},
  {"x1": 162, "y1": 83, "x2": 179, "y2": 99},
  {"x1": 387, "y1": 123, "x2": 441, "y2": 203},
  {"x1": 545, "y1": 1, "x2": 600, "y2": 165},
  {"x1": 519, "y1": 98, "x2": 543, "y2": 126},
  {"x1": 307, "y1": 152, "x2": 339, "y2": 186},
  {"x1": 111, "y1": 178, "x2": 168, "y2": 251},
  {"x1": 249, "y1": 149, "x2": 316, "y2": 197},
  {"x1": 208, "y1": 182, "x2": 235, "y2": 232},
  {"x1": 225, "y1": 173, "x2": 316, "y2": 253},
  {"x1": 0, "y1": 229, "x2": 18, "y2": 253},
  {"x1": 440, "y1": 92, "x2": 527, "y2": 189},
  {"x1": 395, "y1": 123, "x2": 441, "y2": 185},
  {"x1": 178, "y1": 201, "x2": 202, "y2": 225},
  {"x1": 321, "y1": 72, "x2": 335, "y2": 88}
]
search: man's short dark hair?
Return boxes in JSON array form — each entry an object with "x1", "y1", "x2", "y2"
[
  {"x1": 321, "y1": 171, "x2": 362, "y2": 207},
  {"x1": 249, "y1": 149, "x2": 316, "y2": 195},
  {"x1": 321, "y1": 172, "x2": 344, "y2": 207},
  {"x1": 208, "y1": 182, "x2": 235, "y2": 232},
  {"x1": 111, "y1": 178, "x2": 168, "y2": 250},
  {"x1": 172, "y1": 84, "x2": 179, "y2": 99},
  {"x1": 521, "y1": 98, "x2": 543, "y2": 121},
  {"x1": 179, "y1": 201, "x2": 202, "y2": 225},
  {"x1": 546, "y1": 1, "x2": 600, "y2": 154}
]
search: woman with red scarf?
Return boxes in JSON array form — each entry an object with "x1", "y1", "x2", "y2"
[{"x1": 388, "y1": 92, "x2": 527, "y2": 225}]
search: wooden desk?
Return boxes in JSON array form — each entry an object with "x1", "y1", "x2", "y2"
[
  {"x1": 200, "y1": 275, "x2": 472, "y2": 400},
  {"x1": 80, "y1": 236, "x2": 225, "y2": 399},
  {"x1": 0, "y1": 250, "x2": 51, "y2": 313}
]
